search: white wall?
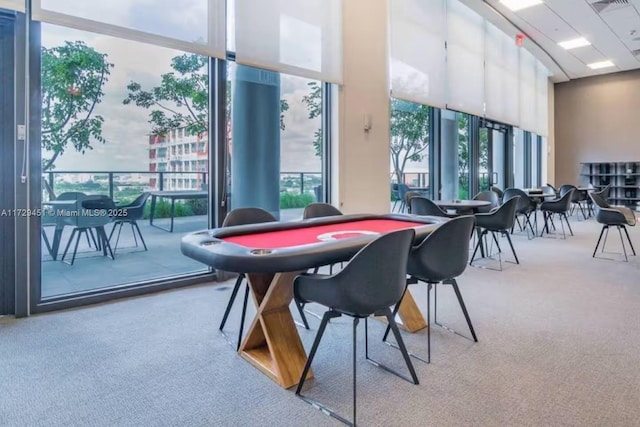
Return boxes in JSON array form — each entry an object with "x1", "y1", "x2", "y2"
[{"x1": 333, "y1": 0, "x2": 391, "y2": 214}]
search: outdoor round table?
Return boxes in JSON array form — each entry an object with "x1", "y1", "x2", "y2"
[{"x1": 434, "y1": 200, "x2": 491, "y2": 214}]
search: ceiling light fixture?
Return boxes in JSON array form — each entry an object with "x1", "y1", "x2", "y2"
[
  {"x1": 558, "y1": 37, "x2": 591, "y2": 50},
  {"x1": 587, "y1": 60, "x2": 615, "y2": 69},
  {"x1": 500, "y1": 0, "x2": 543, "y2": 12}
]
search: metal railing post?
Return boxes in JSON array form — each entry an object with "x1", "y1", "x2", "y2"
[
  {"x1": 300, "y1": 172, "x2": 304, "y2": 195},
  {"x1": 159, "y1": 172, "x2": 164, "y2": 191},
  {"x1": 108, "y1": 173, "x2": 114, "y2": 199}
]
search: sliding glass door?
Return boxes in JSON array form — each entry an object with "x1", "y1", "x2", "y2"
[{"x1": 479, "y1": 120, "x2": 509, "y2": 192}]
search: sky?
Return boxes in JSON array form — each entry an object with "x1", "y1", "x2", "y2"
[{"x1": 42, "y1": 0, "x2": 323, "y2": 174}]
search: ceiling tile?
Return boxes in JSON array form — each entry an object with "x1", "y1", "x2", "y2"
[
  {"x1": 569, "y1": 44, "x2": 610, "y2": 63},
  {"x1": 596, "y1": 5, "x2": 640, "y2": 41},
  {"x1": 516, "y1": 4, "x2": 579, "y2": 42}
]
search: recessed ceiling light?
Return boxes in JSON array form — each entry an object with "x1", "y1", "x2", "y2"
[
  {"x1": 587, "y1": 60, "x2": 615, "y2": 69},
  {"x1": 558, "y1": 37, "x2": 591, "y2": 50},
  {"x1": 500, "y1": 0, "x2": 543, "y2": 12}
]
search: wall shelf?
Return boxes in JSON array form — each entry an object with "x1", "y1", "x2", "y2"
[{"x1": 580, "y1": 162, "x2": 640, "y2": 211}]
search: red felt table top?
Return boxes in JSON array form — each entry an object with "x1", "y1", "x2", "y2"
[{"x1": 222, "y1": 219, "x2": 426, "y2": 249}]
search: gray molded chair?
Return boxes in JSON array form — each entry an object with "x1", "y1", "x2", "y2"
[
  {"x1": 294, "y1": 229, "x2": 418, "y2": 426},
  {"x1": 109, "y1": 192, "x2": 150, "y2": 253},
  {"x1": 560, "y1": 184, "x2": 587, "y2": 220},
  {"x1": 397, "y1": 184, "x2": 411, "y2": 213},
  {"x1": 410, "y1": 197, "x2": 456, "y2": 218},
  {"x1": 383, "y1": 216, "x2": 477, "y2": 363},
  {"x1": 472, "y1": 190, "x2": 499, "y2": 214},
  {"x1": 503, "y1": 188, "x2": 537, "y2": 238},
  {"x1": 590, "y1": 193, "x2": 636, "y2": 262},
  {"x1": 218, "y1": 208, "x2": 309, "y2": 350},
  {"x1": 303, "y1": 202, "x2": 342, "y2": 219},
  {"x1": 470, "y1": 196, "x2": 520, "y2": 270},
  {"x1": 41, "y1": 191, "x2": 88, "y2": 260},
  {"x1": 490, "y1": 186, "x2": 504, "y2": 203},
  {"x1": 404, "y1": 191, "x2": 424, "y2": 214},
  {"x1": 540, "y1": 190, "x2": 574, "y2": 239},
  {"x1": 60, "y1": 195, "x2": 116, "y2": 265}
]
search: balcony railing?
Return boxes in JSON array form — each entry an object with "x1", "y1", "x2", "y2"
[{"x1": 43, "y1": 170, "x2": 323, "y2": 204}]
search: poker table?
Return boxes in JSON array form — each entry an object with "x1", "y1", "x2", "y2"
[{"x1": 181, "y1": 213, "x2": 448, "y2": 388}]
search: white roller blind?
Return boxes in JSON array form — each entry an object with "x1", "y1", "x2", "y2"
[
  {"x1": 390, "y1": 0, "x2": 446, "y2": 108},
  {"x1": 446, "y1": 0, "x2": 485, "y2": 117},
  {"x1": 234, "y1": 0, "x2": 342, "y2": 84},
  {"x1": 32, "y1": 0, "x2": 226, "y2": 58},
  {"x1": 518, "y1": 48, "x2": 537, "y2": 133},
  {"x1": 484, "y1": 21, "x2": 519, "y2": 126},
  {"x1": 0, "y1": 0, "x2": 24, "y2": 12},
  {"x1": 536, "y1": 61, "x2": 549, "y2": 137}
]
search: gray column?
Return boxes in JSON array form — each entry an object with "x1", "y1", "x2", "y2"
[
  {"x1": 440, "y1": 110, "x2": 459, "y2": 200},
  {"x1": 231, "y1": 65, "x2": 281, "y2": 219}
]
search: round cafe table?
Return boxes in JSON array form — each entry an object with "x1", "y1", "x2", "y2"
[{"x1": 434, "y1": 200, "x2": 491, "y2": 214}]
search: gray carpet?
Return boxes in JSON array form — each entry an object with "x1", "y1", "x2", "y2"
[{"x1": 1, "y1": 217, "x2": 640, "y2": 426}]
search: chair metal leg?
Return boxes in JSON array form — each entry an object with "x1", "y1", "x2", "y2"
[
  {"x1": 602, "y1": 227, "x2": 610, "y2": 252},
  {"x1": 294, "y1": 299, "x2": 310, "y2": 330},
  {"x1": 593, "y1": 226, "x2": 607, "y2": 257},
  {"x1": 504, "y1": 232, "x2": 519, "y2": 264},
  {"x1": 442, "y1": 279, "x2": 478, "y2": 342},
  {"x1": 132, "y1": 221, "x2": 148, "y2": 250},
  {"x1": 426, "y1": 283, "x2": 431, "y2": 363},
  {"x1": 382, "y1": 286, "x2": 408, "y2": 342},
  {"x1": 563, "y1": 213, "x2": 574, "y2": 236},
  {"x1": 365, "y1": 312, "x2": 419, "y2": 384},
  {"x1": 219, "y1": 274, "x2": 244, "y2": 331},
  {"x1": 237, "y1": 283, "x2": 250, "y2": 351},
  {"x1": 622, "y1": 226, "x2": 636, "y2": 256},
  {"x1": 295, "y1": 310, "x2": 348, "y2": 425},
  {"x1": 470, "y1": 230, "x2": 486, "y2": 265},
  {"x1": 97, "y1": 226, "x2": 115, "y2": 259},
  {"x1": 352, "y1": 317, "x2": 358, "y2": 427},
  {"x1": 617, "y1": 226, "x2": 629, "y2": 262}
]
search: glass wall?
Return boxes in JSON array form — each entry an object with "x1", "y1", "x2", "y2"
[
  {"x1": 389, "y1": 98, "x2": 430, "y2": 210},
  {"x1": 39, "y1": 24, "x2": 209, "y2": 298}
]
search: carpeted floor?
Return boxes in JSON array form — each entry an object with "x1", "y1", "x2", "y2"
[{"x1": 1, "y1": 216, "x2": 640, "y2": 426}]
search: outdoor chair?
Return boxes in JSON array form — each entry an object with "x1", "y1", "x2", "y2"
[
  {"x1": 294, "y1": 229, "x2": 418, "y2": 426},
  {"x1": 60, "y1": 195, "x2": 116, "y2": 265},
  {"x1": 109, "y1": 192, "x2": 150, "y2": 254}
]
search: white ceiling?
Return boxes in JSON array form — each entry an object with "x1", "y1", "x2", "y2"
[{"x1": 481, "y1": 0, "x2": 640, "y2": 82}]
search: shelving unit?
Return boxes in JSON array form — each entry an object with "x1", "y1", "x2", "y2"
[{"x1": 580, "y1": 161, "x2": 640, "y2": 211}]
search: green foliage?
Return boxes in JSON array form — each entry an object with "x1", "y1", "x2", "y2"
[
  {"x1": 41, "y1": 41, "x2": 113, "y2": 170},
  {"x1": 279, "y1": 193, "x2": 315, "y2": 209},
  {"x1": 124, "y1": 54, "x2": 208, "y2": 137},
  {"x1": 143, "y1": 200, "x2": 194, "y2": 219},
  {"x1": 302, "y1": 81, "x2": 322, "y2": 157},
  {"x1": 125, "y1": 55, "x2": 288, "y2": 137},
  {"x1": 390, "y1": 99, "x2": 429, "y2": 184}
]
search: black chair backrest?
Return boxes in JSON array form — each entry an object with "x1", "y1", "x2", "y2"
[
  {"x1": 404, "y1": 191, "x2": 424, "y2": 214},
  {"x1": 56, "y1": 191, "x2": 86, "y2": 201},
  {"x1": 541, "y1": 186, "x2": 556, "y2": 196},
  {"x1": 546, "y1": 183, "x2": 558, "y2": 193},
  {"x1": 600, "y1": 184, "x2": 611, "y2": 201},
  {"x1": 490, "y1": 186, "x2": 504, "y2": 199},
  {"x1": 473, "y1": 191, "x2": 499, "y2": 213},
  {"x1": 407, "y1": 216, "x2": 475, "y2": 283},
  {"x1": 477, "y1": 196, "x2": 519, "y2": 231},
  {"x1": 223, "y1": 207, "x2": 276, "y2": 227},
  {"x1": 559, "y1": 184, "x2": 576, "y2": 198},
  {"x1": 128, "y1": 192, "x2": 150, "y2": 208},
  {"x1": 503, "y1": 188, "x2": 534, "y2": 214},
  {"x1": 330, "y1": 228, "x2": 415, "y2": 316},
  {"x1": 303, "y1": 203, "x2": 342, "y2": 219},
  {"x1": 589, "y1": 192, "x2": 610, "y2": 209},
  {"x1": 410, "y1": 197, "x2": 448, "y2": 217},
  {"x1": 397, "y1": 184, "x2": 410, "y2": 200}
]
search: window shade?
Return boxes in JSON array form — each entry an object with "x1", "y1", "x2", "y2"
[
  {"x1": 518, "y1": 48, "x2": 537, "y2": 133},
  {"x1": 32, "y1": 0, "x2": 226, "y2": 58},
  {"x1": 234, "y1": 0, "x2": 342, "y2": 84},
  {"x1": 484, "y1": 21, "x2": 519, "y2": 126},
  {"x1": 389, "y1": 0, "x2": 446, "y2": 108},
  {"x1": 536, "y1": 61, "x2": 549, "y2": 137},
  {"x1": 0, "y1": 0, "x2": 24, "y2": 12},
  {"x1": 446, "y1": 0, "x2": 485, "y2": 117}
]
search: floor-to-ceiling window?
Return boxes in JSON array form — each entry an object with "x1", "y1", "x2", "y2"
[
  {"x1": 0, "y1": 9, "x2": 16, "y2": 315},
  {"x1": 389, "y1": 98, "x2": 431, "y2": 209},
  {"x1": 37, "y1": 24, "x2": 212, "y2": 298}
]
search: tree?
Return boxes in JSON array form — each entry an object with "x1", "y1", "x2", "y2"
[
  {"x1": 302, "y1": 81, "x2": 322, "y2": 157},
  {"x1": 41, "y1": 41, "x2": 113, "y2": 170},
  {"x1": 390, "y1": 99, "x2": 429, "y2": 184},
  {"x1": 124, "y1": 54, "x2": 288, "y2": 138}
]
